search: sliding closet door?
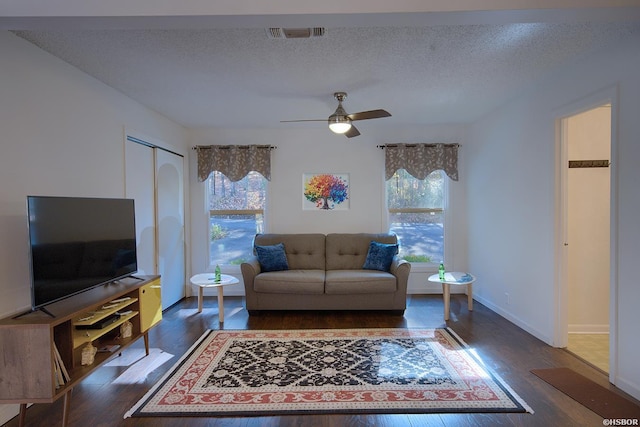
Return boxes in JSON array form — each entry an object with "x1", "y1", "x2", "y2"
[
  {"x1": 125, "y1": 137, "x2": 185, "y2": 310},
  {"x1": 125, "y1": 141, "x2": 156, "y2": 275},
  {"x1": 156, "y1": 149, "x2": 185, "y2": 308}
]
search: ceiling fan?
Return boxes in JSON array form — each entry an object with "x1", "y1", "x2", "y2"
[{"x1": 280, "y1": 92, "x2": 391, "y2": 138}]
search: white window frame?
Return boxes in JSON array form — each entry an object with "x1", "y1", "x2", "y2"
[
  {"x1": 206, "y1": 171, "x2": 268, "y2": 270},
  {"x1": 385, "y1": 170, "x2": 450, "y2": 274}
]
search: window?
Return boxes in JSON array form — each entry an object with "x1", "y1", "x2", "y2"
[
  {"x1": 387, "y1": 169, "x2": 445, "y2": 264},
  {"x1": 208, "y1": 171, "x2": 267, "y2": 266}
]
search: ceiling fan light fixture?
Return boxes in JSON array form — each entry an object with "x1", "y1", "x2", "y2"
[
  {"x1": 281, "y1": 91, "x2": 390, "y2": 138},
  {"x1": 328, "y1": 115, "x2": 352, "y2": 134}
]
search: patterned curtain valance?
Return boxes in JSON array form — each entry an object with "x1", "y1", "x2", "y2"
[
  {"x1": 196, "y1": 144, "x2": 273, "y2": 182},
  {"x1": 384, "y1": 143, "x2": 459, "y2": 181}
]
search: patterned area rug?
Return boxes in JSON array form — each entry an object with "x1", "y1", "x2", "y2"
[{"x1": 125, "y1": 328, "x2": 532, "y2": 417}]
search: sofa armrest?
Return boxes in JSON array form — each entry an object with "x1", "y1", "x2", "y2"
[
  {"x1": 241, "y1": 257, "x2": 262, "y2": 310},
  {"x1": 241, "y1": 257, "x2": 261, "y2": 285},
  {"x1": 390, "y1": 257, "x2": 411, "y2": 293}
]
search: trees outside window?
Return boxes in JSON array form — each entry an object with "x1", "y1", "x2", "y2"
[
  {"x1": 208, "y1": 171, "x2": 266, "y2": 266},
  {"x1": 387, "y1": 169, "x2": 445, "y2": 264}
]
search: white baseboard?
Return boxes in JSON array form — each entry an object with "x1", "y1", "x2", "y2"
[
  {"x1": 614, "y1": 375, "x2": 640, "y2": 401},
  {"x1": 195, "y1": 287, "x2": 244, "y2": 297},
  {"x1": 472, "y1": 294, "x2": 553, "y2": 346},
  {"x1": 0, "y1": 404, "x2": 20, "y2": 426},
  {"x1": 406, "y1": 287, "x2": 468, "y2": 294},
  {"x1": 568, "y1": 324, "x2": 609, "y2": 334},
  {"x1": 193, "y1": 283, "x2": 453, "y2": 297}
]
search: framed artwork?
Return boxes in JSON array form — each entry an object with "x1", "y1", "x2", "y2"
[{"x1": 303, "y1": 173, "x2": 350, "y2": 211}]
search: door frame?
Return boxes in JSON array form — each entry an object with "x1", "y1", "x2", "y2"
[{"x1": 554, "y1": 85, "x2": 619, "y2": 382}]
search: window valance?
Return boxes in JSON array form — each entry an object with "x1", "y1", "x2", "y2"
[
  {"x1": 195, "y1": 144, "x2": 273, "y2": 182},
  {"x1": 383, "y1": 143, "x2": 459, "y2": 181}
]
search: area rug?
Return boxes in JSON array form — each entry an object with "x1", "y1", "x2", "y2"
[
  {"x1": 531, "y1": 367, "x2": 640, "y2": 419},
  {"x1": 125, "y1": 328, "x2": 532, "y2": 417}
]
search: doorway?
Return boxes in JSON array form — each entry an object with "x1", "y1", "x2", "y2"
[{"x1": 559, "y1": 104, "x2": 612, "y2": 373}]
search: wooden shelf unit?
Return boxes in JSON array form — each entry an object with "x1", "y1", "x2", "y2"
[{"x1": 0, "y1": 275, "x2": 161, "y2": 426}]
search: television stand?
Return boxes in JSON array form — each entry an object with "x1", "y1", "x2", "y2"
[{"x1": 0, "y1": 275, "x2": 162, "y2": 427}]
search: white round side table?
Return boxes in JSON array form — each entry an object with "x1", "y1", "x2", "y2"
[
  {"x1": 428, "y1": 272, "x2": 476, "y2": 321},
  {"x1": 189, "y1": 273, "x2": 239, "y2": 322}
]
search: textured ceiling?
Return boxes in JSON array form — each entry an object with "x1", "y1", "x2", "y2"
[{"x1": 12, "y1": 20, "x2": 640, "y2": 130}]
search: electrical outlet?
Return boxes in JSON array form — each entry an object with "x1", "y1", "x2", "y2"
[{"x1": 505, "y1": 292, "x2": 510, "y2": 305}]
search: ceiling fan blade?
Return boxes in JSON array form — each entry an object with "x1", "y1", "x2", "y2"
[
  {"x1": 280, "y1": 119, "x2": 326, "y2": 123},
  {"x1": 347, "y1": 109, "x2": 391, "y2": 121},
  {"x1": 345, "y1": 125, "x2": 361, "y2": 138}
]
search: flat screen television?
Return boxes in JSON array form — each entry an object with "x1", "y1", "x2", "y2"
[{"x1": 26, "y1": 196, "x2": 138, "y2": 311}]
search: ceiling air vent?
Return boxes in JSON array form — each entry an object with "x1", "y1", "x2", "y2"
[{"x1": 267, "y1": 27, "x2": 326, "y2": 39}]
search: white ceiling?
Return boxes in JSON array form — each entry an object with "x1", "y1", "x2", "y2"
[{"x1": 5, "y1": 4, "x2": 640, "y2": 131}]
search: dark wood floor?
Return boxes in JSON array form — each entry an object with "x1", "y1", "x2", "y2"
[{"x1": 5, "y1": 294, "x2": 639, "y2": 427}]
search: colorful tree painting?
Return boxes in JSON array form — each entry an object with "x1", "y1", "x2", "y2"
[{"x1": 303, "y1": 174, "x2": 349, "y2": 210}]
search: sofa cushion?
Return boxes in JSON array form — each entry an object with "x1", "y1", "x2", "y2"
[
  {"x1": 254, "y1": 270, "x2": 325, "y2": 294},
  {"x1": 363, "y1": 241, "x2": 398, "y2": 272},
  {"x1": 325, "y1": 270, "x2": 397, "y2": 294},
  {"x1": 254, "y1": 234, "x2": 325, "y2": 270},
  {"x1": 326, "y1": 233, "x2": 398, "y2": 270},
  {"x1": 255, "y1": 243, "x2": 289, "y2": 272}
]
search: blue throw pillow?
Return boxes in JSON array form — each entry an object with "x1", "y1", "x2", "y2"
[
  {"x1": 362, "y1": 241, "x2": 399, "y2": 272},
  {"x1": 255, "y1": 243, "x2": 289, "y2": 272}
]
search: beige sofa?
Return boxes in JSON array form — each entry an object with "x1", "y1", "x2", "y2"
[{"x1": 240, "y1": 233, "x2": 411, "y2": 315}]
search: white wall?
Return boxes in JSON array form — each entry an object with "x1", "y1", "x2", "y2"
[
  {"x1": 466, "y1": 33, "x2": 640, "y2": 399},
  {"x1": 0, "y1": 31, "x2": 187, "y2": 421},
  {"x1": 567, "y1": 106, "x2": 610, "y2": 333},
  {"x1": 188, "y1": 125, "x2": 469, "y2": 295}
]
